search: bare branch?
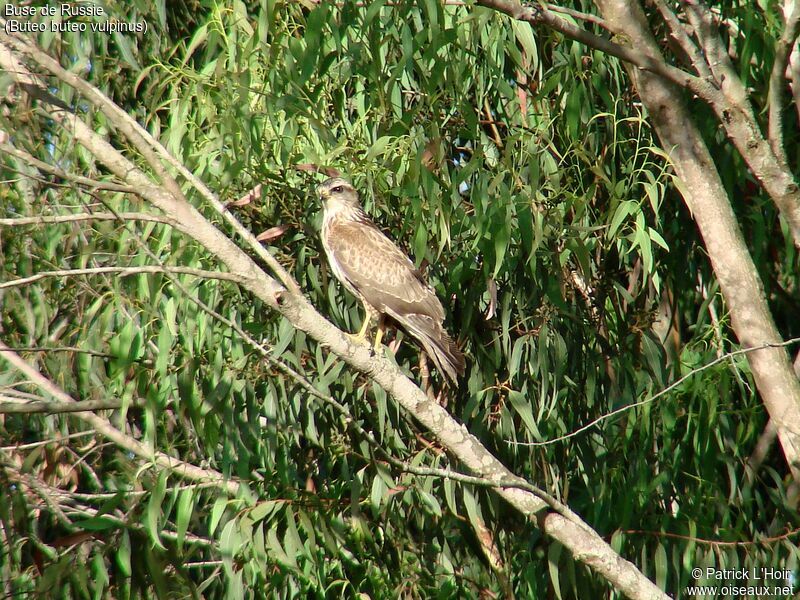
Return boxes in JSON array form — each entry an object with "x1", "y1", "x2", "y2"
[
  {"x1": 0, "y1": 395, "x2": 144, "y2": 414},
  {"x1": 0, "y1": 142, "x2": 135, "y2": 192},
  {"x1": 683, "y1": 1, "x2": 738, "y2": 72},
  {"x1": 768, "y1": 0, "x2": 800, "y2": 162},
  {"x1": 0, "y1": 265, "x2": 241, "y2": 290},
  {"x1": 682, "y1": 0, "x2": 755, "y2": 111},
  {"x1": 0, "y1": 212, "x2": 177, "y2": 227},
  {"x1": 0, "y1": 430, "x2": 96, "y2": 452},
  {"x1": 619, "y1": 525, "x2": 800, "y2": 547},
  {"x1": 677, "y1": 0, "x2": 800, "y2": 246},
  {"x1": 649, "y1": 0, "x2": 712, "y2": 78}
]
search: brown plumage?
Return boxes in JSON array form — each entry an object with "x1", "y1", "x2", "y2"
[{"x1": 317, "y1": 177, "x2": 465, "y2": 383}]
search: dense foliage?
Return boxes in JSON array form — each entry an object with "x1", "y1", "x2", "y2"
[{"x1": 1, "y1": 1, "x2": 798, "y2": 598}]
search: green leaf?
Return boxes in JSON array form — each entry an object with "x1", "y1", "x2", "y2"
[
  {"x1": 116, "y1": 530, "x2": 132, "y2": 577},
  {"x1": 266, "y1": 526, "x2": 296, "y2": 569},
  {"x1": 548, "y1": 542, "x2": 563, "y2": 600},
  {"x1": 73, "y1": 515, "x2": 119, "y2": 532},
  {"x1": 209, "y1": 496, "x2": 228, "y2": 536},
  {"x1": 250, "y1": 500, "x2": 282, "y2": 523},
  {"x1": 508, "y1": 389, "x2": 541, "y2": 438},
  {"x1": 654, "y1": 542, "x2": 668, "y2": 590},
  {"x1": 366, "y1": 135, "x2": 393, "y2": 162},
  {"x1": 175, "y1": 488, "x2": 195, "y2": 552},
  {"x1": 146, "y1": 471, "x2": 168, "y2": 550},
  {"x1": 91, "y1": 552, "x2": 109, "y2": 600},
  {"x1": 609, "y1": 199, "x2": 636, "y2": 238},
  {"x1": 370, "y1": 473, "x2": 388, "y2": 512}
]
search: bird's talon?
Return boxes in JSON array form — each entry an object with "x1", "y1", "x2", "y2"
[{"x1": 346, "y1": 332, "x2": 370, "y2": 346}]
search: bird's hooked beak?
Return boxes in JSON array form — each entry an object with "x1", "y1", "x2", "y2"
[{"x1": 316, "y1": 184, "x2": 330, "y2": 201}]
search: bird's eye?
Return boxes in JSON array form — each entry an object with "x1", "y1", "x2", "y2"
[{"x1": 331, "y1": 186, "x2": 343, "y2": 193}]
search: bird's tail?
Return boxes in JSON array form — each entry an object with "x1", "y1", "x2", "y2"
[{"x1": 402, "y1": 314, "x2": 465, "y2": 384}]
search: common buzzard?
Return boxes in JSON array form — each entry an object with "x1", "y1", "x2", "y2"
[{"x1": 317, "y1": 177, "x2": 465, "y2": 384}]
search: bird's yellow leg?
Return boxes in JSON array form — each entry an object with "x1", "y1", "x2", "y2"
[
  {"x1": 373, "y1": 317, "x2": 385, "y2": 351},
  {"x1": 347, "y1": 316, "x2": 371, "y2": 345}
]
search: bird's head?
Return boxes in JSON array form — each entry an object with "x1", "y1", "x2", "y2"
[{"x1": 316, "y1": 177, "x2": 361, "y2": 215}]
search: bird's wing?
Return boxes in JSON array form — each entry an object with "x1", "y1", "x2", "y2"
[{"x1": 325, "y1": 219, "x2": 444, "y2": 321}]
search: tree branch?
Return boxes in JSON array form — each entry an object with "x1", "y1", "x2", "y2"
[
  {"x1": 0, "y1": 430, "x2": 96, "y2": 452},
  {"x1": 0, "y1": 339, "x2": 240, "y2": 496},
  {"x1": 0, "y1": 395, "x2": 144, "y2": 414},
  {"x1": 671, "y1": 0, "x2": 800, "y2": 245},
  {"x1": 0, "y1": 212, "x2": 177, "y2": 227},
  {"x1": 0, "y1": 265, "x2": 241, "y2": 290},
  {"x1": 0, "y1": 141, "x2": 135, "y2": 192},
  {"x1": 768, "y1": 0, "x2": 800, "y2": 162},
  {"x1": 649, "y1": 0, "x2": 712, "y2": 78}
]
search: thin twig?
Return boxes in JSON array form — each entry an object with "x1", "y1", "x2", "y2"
[
  {"x1": 544, "y1": 3, "x2": 607, "y2": 30},
  {"x1": 618, "y1": 526, "x2": 800, "y2": 547},
  {"x1": 0, "y1": 396, "x2": 144, "y2": 414},
  {"x1": 0, "y1": 142, "x2": 136, "y2": 192},
  {"x1": 0, "y1": 265, "x2": 241, "y2": 290},
  {"x1": 510, "y1": 337, "x2": 800, "y2": 447},
  {"x1": 0, "y1": 212, "x2": 177, "y2": 227},
  {"x1": 0, "y1": 430, "x2": 96, "y2": 452}
]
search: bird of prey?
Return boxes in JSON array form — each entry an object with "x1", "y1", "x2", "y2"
[{"x1": 317, "y1": 177, "x2": 465, "y2": 384}]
